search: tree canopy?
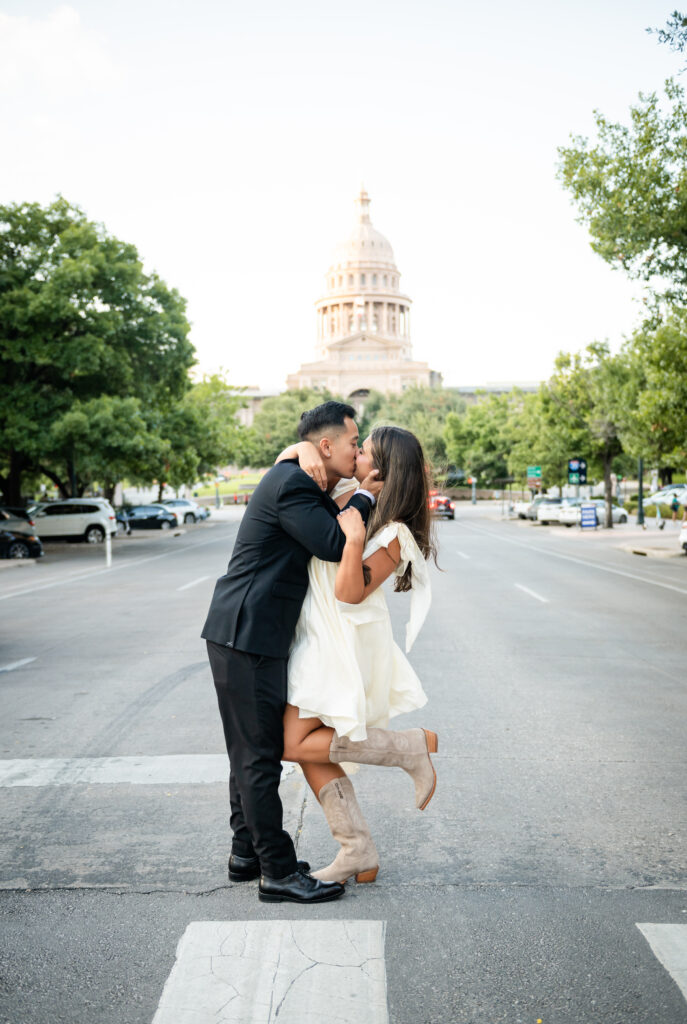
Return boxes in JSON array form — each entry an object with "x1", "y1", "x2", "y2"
[
  {"x1": 557, "y1": 79, "x2": 687, "y2": 309},
  {"x1": 0, "y1": 198, "x2": 239, "y2": 503},
  {"x1": 238, "y1": 388, "x2": 335, "y2": 468},
  {"x1": 359, "y1": 387, "x2": 466, "y2": 469}
]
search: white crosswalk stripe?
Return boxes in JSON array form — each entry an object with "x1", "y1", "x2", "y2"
[
  {"x1": 152, "y1": 920, "x2": 388, "y2": 1024},
  {"x1": 637, "y1": 924, "x2": 687, "y2": 1003},
  {"x1": 0, "y1": 755, "x2": 295, "y2": 787}
]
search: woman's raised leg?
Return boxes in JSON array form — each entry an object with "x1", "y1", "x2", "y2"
[{"x1": 282, "y1": 703, "x2": 337, "y2": 763}]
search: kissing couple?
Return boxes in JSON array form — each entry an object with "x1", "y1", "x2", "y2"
[{"x1": 202, "y1": 400, "x2": 438, "y2": 904}]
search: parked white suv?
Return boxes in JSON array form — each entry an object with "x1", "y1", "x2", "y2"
[{"x1": 30, "y1": 498, "x2": 117, "y2": 543}]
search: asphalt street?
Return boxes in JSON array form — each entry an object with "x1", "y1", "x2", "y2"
[{"x1": 0, "y1": 506, "x2": 686, "y2": 1023}]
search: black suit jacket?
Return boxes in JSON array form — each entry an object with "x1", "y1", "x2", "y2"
[{"x1": 201, "y1": 460, "x2": 371, "y2": 658}]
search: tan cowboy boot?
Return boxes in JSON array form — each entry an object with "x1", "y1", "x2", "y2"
[
  {"x1": 329, "y1": 728, "x2": 438, "y2": 810},
  {"x1": 312, "y1": 776, "x2": 379, "y2": 884}
]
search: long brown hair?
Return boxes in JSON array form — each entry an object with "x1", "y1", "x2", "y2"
[{"x1": 366, "y1": 425, "x2": 437, "y2": 592}]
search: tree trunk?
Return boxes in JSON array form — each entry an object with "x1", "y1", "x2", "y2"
[
  {"x1": 603, "y1": 450, "x2": 613, "y2": 529},
  {"x1": 104, "y1": 482, "x2": 117, "y2": 504},
  {"x1": 157, "y1": 481, "x2": 164, "y2": 502},
  {"x1": 39, "y1": 465, "x2": 70, "y2": 499},
  {"x1": 659, "y1": 467, "x2": 674, "y2": 486},
  {"x1": 2, "y1": 451, "x2": 29, "y2": 506}
]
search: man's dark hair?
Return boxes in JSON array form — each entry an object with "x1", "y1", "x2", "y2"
[{"x1": 298, "y1": 401, "x2": 356, "y2": 441}]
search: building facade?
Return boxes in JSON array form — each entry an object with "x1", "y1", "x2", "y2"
[{"x1": 287, "y1": 189, "x2": 441, "y2": 397}]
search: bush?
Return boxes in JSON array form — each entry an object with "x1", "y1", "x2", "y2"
[{"x1": 624, "y1": 501, "x2": 676, "y2": 517}]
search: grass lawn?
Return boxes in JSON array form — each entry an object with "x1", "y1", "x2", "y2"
[{"x1": 194, "y1": 473, "x2": 265, "y2": 497}]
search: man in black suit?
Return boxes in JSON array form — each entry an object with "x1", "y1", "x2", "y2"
[{"x1": 202, "y1": 401, "x2": 380, "y2": 903}]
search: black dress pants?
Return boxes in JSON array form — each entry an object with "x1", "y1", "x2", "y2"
[{"x1": 206, "y1": 641, "x2": 298, "y2": 879}]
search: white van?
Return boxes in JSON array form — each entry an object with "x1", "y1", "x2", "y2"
[{"x1": 30, "y1": 498, "x2": 117, "y2": 543}]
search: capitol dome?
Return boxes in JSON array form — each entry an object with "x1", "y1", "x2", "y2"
[
  {"x1": 329, "y1": 189, "x2": 397, "y2": 271},
  {"x1": 286, "y1": 188, "x2": 442, "y2": 397}
]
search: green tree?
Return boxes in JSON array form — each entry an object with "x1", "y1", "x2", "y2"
[
  {"x1": 557, "y1": 79, "x2": 687, "y2": 308},
  {"x1": 539, "y1": 346, "x2": 635, "y2": 527},
  {"x1": 49, "y1": 395, "x2": 167, "y2": 502},
  {"x1": 648, "y1": 10, "x2": 687, "y2": 56},
  {"x1": 0, "y1": 198, "x2": 194, "y2": 503},
  {"x1": 239, "y1": 388, "x2": 335, "y2": 468},
  {"x1": 146, "y1": 373, "x2": 246, "y2": 499},
  {"x1": 360, "y1": 387, "x2": 466, "y2": 470},
  {"x1": 506, "y1": 389, "x2": 580, "y2": 490},
  {"x1": 444, "y1": 393, "x2": 513, "y2": 486},
  {"x1": 621, "y1": 308, "x2": 687, "y2": 477}
]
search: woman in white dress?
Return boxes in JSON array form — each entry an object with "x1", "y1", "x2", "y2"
[{"x1": 279, "y1": 425, "x2": 439, "y2": 885}]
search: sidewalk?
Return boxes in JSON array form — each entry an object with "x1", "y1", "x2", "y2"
[{"x1": 493, "y1": 509, "x2": 686, "y2": 559}]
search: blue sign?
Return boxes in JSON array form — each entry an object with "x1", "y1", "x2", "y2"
[{"x1": 580, "y1": 503, "x2": 597, "y2": 529}]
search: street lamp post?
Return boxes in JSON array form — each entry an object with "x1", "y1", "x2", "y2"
[{"x1": 637, "y1": 457, "x2": 645, "y2": 527}]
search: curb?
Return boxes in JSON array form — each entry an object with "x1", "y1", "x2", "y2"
[
  {"x1": 0, "y1": 559, "x2": 38, "y2": 570},
  {"x1": 619, "y1": 545, "x2": 683, "y2": 560}
]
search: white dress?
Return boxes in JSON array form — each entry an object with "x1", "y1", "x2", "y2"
[{"x1": 287, "y1": 483, "x2": 431, "y2": 741}]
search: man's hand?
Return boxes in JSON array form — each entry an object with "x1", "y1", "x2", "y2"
[
  {"x1": 359, "y1": 468, "x2": 383, "y2": 501},
  {"x1": 337, "y1": 507, "x2": 366, "y2": 545},
  {"x1": 296, "y1": 441, "x2": 328, "y2": 491}
]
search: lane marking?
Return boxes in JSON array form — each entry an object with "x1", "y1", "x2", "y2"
[
  {"x1": 0, "y1": 531, "x2": 231, "y2": 603},
  {"x1": 514, "y1": 583, "x2": 548, "y2": 603},
  {"x1": 637, "y1": 924, "x2": 687, "y2": 1003},
  {"x1": 176, "y1": 575, "x2": 210, "y2": 592},
  {"x1": 0, "y1": 657, "x2": 36, "y2": 673},
  {"x1": 461, "y1": 523, "x2": 687, "y2": 597},
  {"x1": 0, "y1": 755, "x2": 295, "y2": 787},
  {"x1": 152, "y1": 920, "x2": 388, "y2": 1024},
  {"x1": 456, "y1": 551, "x2": 470, "y2": 560}
]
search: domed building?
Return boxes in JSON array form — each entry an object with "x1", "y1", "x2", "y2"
[{"x1": 286, "y1": 189, "x2": 441, "y2": 397}]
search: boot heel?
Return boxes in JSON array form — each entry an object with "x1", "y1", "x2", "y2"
[
  {"x1": 355, "y1": 867, "x2": 379, "y2": 883},
  {"x1": 423, "y1": 729, "x2": 438, "y2": 754}
]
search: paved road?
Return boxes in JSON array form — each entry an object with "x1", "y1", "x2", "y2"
[{"x1": 0, "y1": 509, "x2": 686, "y2": 1023}]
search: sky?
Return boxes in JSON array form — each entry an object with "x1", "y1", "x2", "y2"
[{"x1": 0, "y1": 0, "x2": 681, "y2": 390}]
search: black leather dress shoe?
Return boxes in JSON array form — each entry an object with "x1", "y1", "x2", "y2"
[
  {"x1": 258, "y1": 866, "x2": 345, "y2": 904},
  {"x1": 228, "y1": 853, "x2": 310, "y2": 882}
]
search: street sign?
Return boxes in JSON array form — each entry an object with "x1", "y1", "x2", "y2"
[
  {"x1": 568, "y1": 457, "x2": 587, "y2": 485},
  {"x1": 527, "y1": 465, "x2": 542, "y2": 488},
  {"x1": 580, "y1": 502, "x2": 597, "y2": 529}
]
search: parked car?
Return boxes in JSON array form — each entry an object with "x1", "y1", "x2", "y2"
[
  {"x1": 559, "y1": 500, "x2": 628, "y2": 526},
  {"x1": 0, "y1": 507, "x2": 36, "y2": 532},
  {"x1": 644, "y1": 484, "x2": 687, "y2": 506},
  {"x1": 29, "y1": 499, "x2": 116, "y2": 543},
  {"x1": 0, "y1": 529, "x2": 44, "y2": 559},
  {"x1": 428, "y1": 492, "x2": 455, "y2": 520},
  {"x1": 125, "y1": 504, "x2": 178, "y2": 530},
  {"x1": 513, "y1": 500, "x2": 533, "y2": 519},
  {"x1": 535, "y1": 497, "x2": 563, "y2": 524},
  {"x1": 161, "y1": 498, "x2": 209, "y2": 524},
  {"x1": 524, "y1": 495, "x2": 551, "y2": 520}
]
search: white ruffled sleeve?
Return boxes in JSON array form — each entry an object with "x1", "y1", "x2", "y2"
[
  {"x1": 330, "y1": 478, "x2": 358, "y2": 502},
  {"x1": 364, "y1": 522, "x2": 432, "y2": 652}
]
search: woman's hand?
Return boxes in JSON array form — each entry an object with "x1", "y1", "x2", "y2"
[
  {"x1": 337, "y1": 507, "x2": 366, "y2": 545},
  {"x1": 295, "y1": 441, "x2": 327, "y2": 491}
]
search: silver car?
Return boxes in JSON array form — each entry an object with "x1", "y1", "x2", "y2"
[
  {"x1": 0, "y1": 507, "x2": 36, "y2": 533},
  {"x1": 161, "y1": 499, "x2": 208, "y2": 524}
]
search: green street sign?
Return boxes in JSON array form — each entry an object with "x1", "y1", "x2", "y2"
[{"x1": 527, "y1": 465, "x2": 542, "y2": 479}]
